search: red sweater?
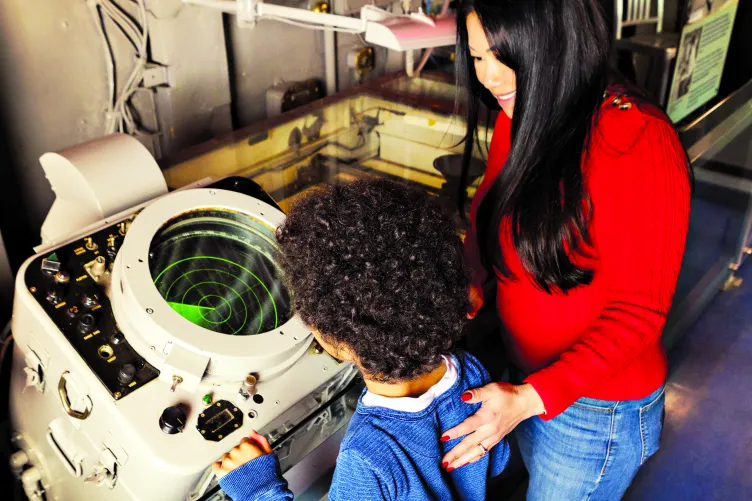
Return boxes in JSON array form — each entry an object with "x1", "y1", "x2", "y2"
[{"x1": 466, "y1": 93, "x2": 691, "y2": 419}]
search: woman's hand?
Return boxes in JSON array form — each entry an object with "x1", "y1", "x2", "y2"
[
  {"x1": 441, "y1": 382, "x2": 545, "y2": 470},
  {"x1": 212, "y1": 430, "x2": 273, "y2": 479},
  {"x1": 467, "y1": 283, "x2": 484, "y2": 319}
]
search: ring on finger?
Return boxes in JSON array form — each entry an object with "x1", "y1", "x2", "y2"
[{"x1": 477, "y1": 442, "x2": 488, "y2": 457}]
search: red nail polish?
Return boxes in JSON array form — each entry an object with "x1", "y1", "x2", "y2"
[
  {"x1": 461, "y1": 463, "x2": 469, "y2": 468},
  {"x1": 461, "y1": 392, "x2": 472, "y2": 402},
  {"x1": 447, "y1": 466, "x2": 454, "y2": 472},
  {"x1": 442, "y1": 461, "x2": 448, "y2": 468},
  {"x1": 441, "y1": 435, "x2": 450, "y2": 442}
]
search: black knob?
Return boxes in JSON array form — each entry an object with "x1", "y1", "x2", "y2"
[
  {"x1": 77, "y1": 313, "x2": 97, "y2": 335},
  {"x1": 118, "y1": 364, "x2": 136, "y2": 385},
  {"x1": 46, "y1": 287, "x2": 64, "y2": 305},
  {"x1": 111, "y1": 332, "x2": 125, "y2": 345},
  {"x1": 159, "y1": 405, "x2": 186, "y2": 435}
]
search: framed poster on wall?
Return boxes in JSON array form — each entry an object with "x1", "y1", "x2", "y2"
[{"x1": 667, "y1": 0, "x2": 739, "y2": 123}]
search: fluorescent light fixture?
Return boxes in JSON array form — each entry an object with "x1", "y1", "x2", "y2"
[{"x1": 183, "y1": 0, "x2": 456, "y2": 52}]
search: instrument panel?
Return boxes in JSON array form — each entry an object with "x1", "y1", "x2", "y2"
[{"x1": 24, "y1": 221, "x2": 159, "y2": 400}]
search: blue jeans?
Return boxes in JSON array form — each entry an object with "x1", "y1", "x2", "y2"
[{"x1": 515, "y1": 384, "x2": 666, "y2": 501}]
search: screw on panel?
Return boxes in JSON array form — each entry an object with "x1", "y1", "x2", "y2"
[{"x1": 146, "y1": 308, "x2": 154, "y2": 314}]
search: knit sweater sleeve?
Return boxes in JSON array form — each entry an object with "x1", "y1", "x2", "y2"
[
  {"x1": 218, "y1": 454, "x2": 293, "y2": 501},
  {"x1": 329, "y1": 449, "x2": 392, "y2": 500},
  {"x1": 524, "y1": 114, "x2": 691, "y2": 419},
  {"x1": 218, "y1": 449, "x2": 390, "y2": 501}
]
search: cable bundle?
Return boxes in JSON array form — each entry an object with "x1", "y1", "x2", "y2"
[{"x1": 88, "y1": 0, "x2": 156, "y2": 136}]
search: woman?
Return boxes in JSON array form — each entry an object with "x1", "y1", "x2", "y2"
[{"x1": 440, "y1": 1, "x2": 692, "y2": 499}]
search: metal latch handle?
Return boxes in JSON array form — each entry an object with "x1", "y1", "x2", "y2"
[
  {"x1": 58, "y1": 371, "x2": 91, "y2": 420},
  {"x1": 46, "y1": 429, "x2": 83, "y2": 477}
]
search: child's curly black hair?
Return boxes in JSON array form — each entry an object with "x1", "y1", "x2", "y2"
[{"x1": 276, "y1": 178, "x2": 470, "y2": 382}]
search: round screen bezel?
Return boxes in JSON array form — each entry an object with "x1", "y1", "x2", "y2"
[
  {"x1": 148, "y1": 208, "x2": 293, "y2": 336},
  {"x1": 115, "y1": 188, "x2": 310, "y2": 365}
]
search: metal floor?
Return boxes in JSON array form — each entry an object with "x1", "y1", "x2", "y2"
[{"x1": 624, "y1": 262, "x2": 752, "y2": 500}]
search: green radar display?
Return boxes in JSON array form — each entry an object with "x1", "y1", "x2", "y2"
[{"x1": 149, "y1": 209, "x2": 292, "y2": 335}]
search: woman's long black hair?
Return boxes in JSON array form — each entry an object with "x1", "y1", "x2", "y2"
[{"x1": 457, "y1": 0, "x2": 611, "y2": 293}]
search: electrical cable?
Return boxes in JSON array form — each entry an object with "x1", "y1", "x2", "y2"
[
  {"x1": 101, "y1": 0, "x2": 143, "y2": 51},
  {"x1": 91, "y1": 0, "x2": 153, "y2": 136},
  {"x1": 88, "y1": 1, "x2": 117, "y2": 133},
  {"x1": 110, "y1": 0, "x2": 148, "y2": 134}
]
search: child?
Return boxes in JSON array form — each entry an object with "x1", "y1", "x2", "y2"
[{"x1": 213, "y1": 179, "x2": 509, "y2": 500}]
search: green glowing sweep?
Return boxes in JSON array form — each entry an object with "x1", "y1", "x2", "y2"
[
  {"x1": 154, "y1": 255, "x2": 279, "y2": 329},
  {"x1": 167, "y1": 301, "x2": 215, "y2": 327}
]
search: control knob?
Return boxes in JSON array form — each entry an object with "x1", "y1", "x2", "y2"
[
  {"x1": 118, "y1": 364, "x2": 136, "y2": 385},
  {"x1": 159, "y1": 405, "x2": 186, "y2": 435},
  {"x1": 82, "y1": 293, "x2": 100, "y2": 308},
  {"x1": 46, "y1": 287, "x2": 64, "y2": 305}
]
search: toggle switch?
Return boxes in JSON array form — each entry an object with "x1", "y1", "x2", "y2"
[
  {"x1": 82, "y1": 293, "x2": 100, "y2": 309},
  {"x1": 46, "y1": 287, "x2": 64, "y2": 305},
  {"x1": 84, "y1": 237, "x2": 98, "y2": 251},
  {"x1": 170, "y1": 375, "x2": 183, "y2": 392}
]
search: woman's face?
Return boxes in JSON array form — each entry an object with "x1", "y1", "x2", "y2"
[{"x1": 466, "y1": 11, "x2": 517, "y2": 118}]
